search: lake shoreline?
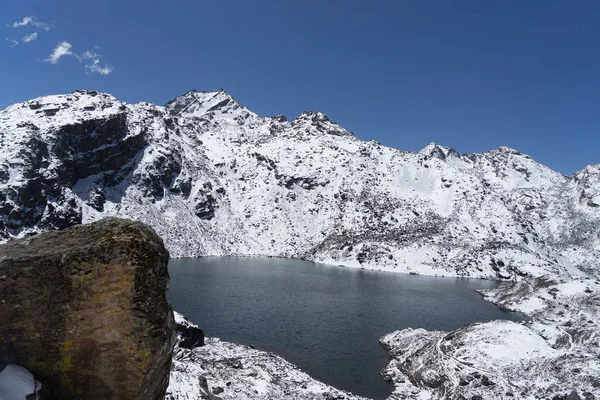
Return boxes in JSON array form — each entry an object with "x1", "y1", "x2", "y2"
[
  {"x1": 166, "y1": 256, "x2": 599, "y2": 400},
  {"x1": 379, "y1": 275, "x2": 599, "y2": 399},
  {"x1": 170, "y1": 252, "x2": 514, "y2": 281},
  {"x1": 167, "y1": 257, "x2": 526, "y2": 399}
]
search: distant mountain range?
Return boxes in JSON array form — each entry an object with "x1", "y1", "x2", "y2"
[{"x1": 1, "y1": 89, "x2": 598, "y2": 280}]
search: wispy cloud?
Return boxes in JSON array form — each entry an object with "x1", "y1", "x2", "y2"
[
  {"x1": 44, "y1": 42, "x2": 114, "y2": 75},
  {"x1": 78, "y1": 50, "x2": 98, "y2": 61},
  {"x1": 22, "y1": 32, "x2": 37, "y2": 43},
  {"x1": 78, "y1": 49, "x2": 114, "y2": 75},
  {"x1": 85, "y1": 59, "x2": 114, "y2": 75},
  {"x1": 9, "y1": 16, "x2": 51, "y2": 31},
  {"x1": 7, "y1": 16, "x2": 114, "y2": 75},
  {"x1": 45, "y1": 41, "x2": 73, "y2": 64},
  {"x1": 5, "y1": 15, "x2": 51, "y2": 47}
]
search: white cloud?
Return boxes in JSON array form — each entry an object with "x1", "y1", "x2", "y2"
[
  {"x1": 77, "y1": 48, "x2": 114, "y2": 75},
  {"x1": 10, "y1": 16, "x2": 33, "y2": 28},
  {"x1": 10, "y1": 17, "x2": 114, "y2": 75},
  {"x1": 42, "y1": 41, "x2": 114, "y2": 75},
  {"x1": 22, "y1": 32, "x2": 38, "y2": 43},
  {"x1": 85, "y1": 60, "x2": 114, "y2": 75},
  {"x1": 9, "y1": 16, "x2": 51, "y2": 31},
  {"x1": 45, "y1": 41, "x2": 73, "y2": 64},
  {"x1": 77, "y1": 50, "x2": 99, "y2": 61}
]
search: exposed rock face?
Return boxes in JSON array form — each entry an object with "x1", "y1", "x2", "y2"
[{"x1": 0, "y1": 217, "x2": 176, "y2": 400}]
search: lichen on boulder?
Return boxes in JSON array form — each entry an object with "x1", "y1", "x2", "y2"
[{"x1": 0, "y1": 217, "x2": 176, "y2": 400}]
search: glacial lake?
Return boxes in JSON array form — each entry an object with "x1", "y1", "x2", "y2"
[{"x1": 168, "y1": 257, "x2": 523, "y2": 399}]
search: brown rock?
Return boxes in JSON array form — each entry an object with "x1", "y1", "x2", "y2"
[{"x1": 0, "y1": 217, "x2": 176, "y2": 400}]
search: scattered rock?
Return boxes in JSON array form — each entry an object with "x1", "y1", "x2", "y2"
[
  {"x1": 212, "y1": 386, "x2": 224, "y2": 394},
  {"x1": 566, "y1": 390, "x2": 582, "y2": 400},
  {"x1": 481, "y1": 375, "x2": 495, "y2": 386}
]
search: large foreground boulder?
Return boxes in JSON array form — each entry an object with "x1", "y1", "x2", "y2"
[{"x1": 0, "y1": 218, "x2": 176, "y2": 400}]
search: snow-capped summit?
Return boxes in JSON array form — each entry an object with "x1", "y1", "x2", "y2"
[
  {"x1": 165, "y1": 89, "x2": 248, "y2": 119},
  {"x1": 574, "y1": 163, "x2": 600, "y2": 182},
  {"x1": 0, "y1": 90, "x2": 124, "y2": 132},
  {"x1": 294, "y1": 111, "x2": 330, "y2": 121},
  {"x1": 290, "y1": 110, "x2": 353, "y2": 137},
  {"x1": 0, "y1": 90, "x2": 598, "y2": 282},
  {"x1": 419, "y1": 142, "x2": 460, "y2": 160}
]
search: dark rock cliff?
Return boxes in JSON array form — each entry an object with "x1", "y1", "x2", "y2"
[{"x1": 0, "y1": 218, "x2": 176, "y2": 400}]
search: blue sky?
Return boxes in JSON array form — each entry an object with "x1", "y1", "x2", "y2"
[{"x1": 1, "y1": 1, "x2": 598, "y2": 174}]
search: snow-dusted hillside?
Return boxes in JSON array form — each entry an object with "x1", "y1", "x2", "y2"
[
  {"x1": 381, "y1": 275, "x2": 600, "y2": 399},
  {"x1": 0, "y1": 89, "x2": 598, "y2": 281}
]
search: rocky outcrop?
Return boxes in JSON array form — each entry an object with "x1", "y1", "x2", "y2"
[
  {"x1": 0, "y1": 218, "x2": 176, "y2": 400},
  {"x1": 174, "y1": 312, "x2": 205, "y2": 349}
]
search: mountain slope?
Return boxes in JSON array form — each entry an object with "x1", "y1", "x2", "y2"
[{"x1": 0, "y1": 89, "x2": 598, "y2": 281}]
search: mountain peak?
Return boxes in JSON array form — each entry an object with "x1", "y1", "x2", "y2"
[
  {"x1": 165, "y1": 90, "x2": 243, "y2": 117},
  {"x1": 290, "y1": 111, "x2": 353, "y2": 137},
  {"x1": 492, "y1": 145, "x2": 524, "y2": 155},
  {"x1": 295, "y1": 111, "x2": 329, "y2": 121},
  {"x1": 419, "y1": 142, "x2": 439, "y2": 153},
  {"x1": 419, "y1": 142, "x2": 459, "y2": 160},
  {"x1": 574, "y1": 163, "x2": 600, "y2": 179},
  {"x1": 0, "y1": 90, "x2": 124, "y2": 130}
]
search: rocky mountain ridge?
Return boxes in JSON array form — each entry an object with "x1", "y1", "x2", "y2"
[{"x1": 0, "y1": 89, "x2": 599, "y2": 282}]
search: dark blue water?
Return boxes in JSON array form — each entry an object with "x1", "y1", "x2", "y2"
[{"x1": 168, "y1": 257, "x2": 523, "y2": 399}]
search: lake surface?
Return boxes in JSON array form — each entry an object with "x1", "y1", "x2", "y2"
[{"x1": 168, "y1": 257, "x2": 523, "y2": 399}]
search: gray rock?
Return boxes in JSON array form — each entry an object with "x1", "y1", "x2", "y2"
[
  {"x1": 566, "y1": 390, "x2": 582, "y2": 400},
  {"x1": 212, "y1": 386, "x2": 224, "y2": 394},
  {"x1": 480, "y1": 375, "x2": 495, "y2": 386},
  {"x1": 176, "y1": 317, "x2": 205, "y2": 349}
]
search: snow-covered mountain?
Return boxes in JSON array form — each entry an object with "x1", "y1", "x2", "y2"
[
  {"x1": 1, "y1": 89, "x2": 599, "y2": 280},
  {"x1": 2, "y1": 89, "x2": 599, "y2": 400}
]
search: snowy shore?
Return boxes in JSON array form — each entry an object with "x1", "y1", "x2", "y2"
[
  {"x1": 381, "y1": 275, "x2": 599, "y2": 400},
  {"x1": 167, "y1": 268, "x2": 599, "y2": 400}
]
